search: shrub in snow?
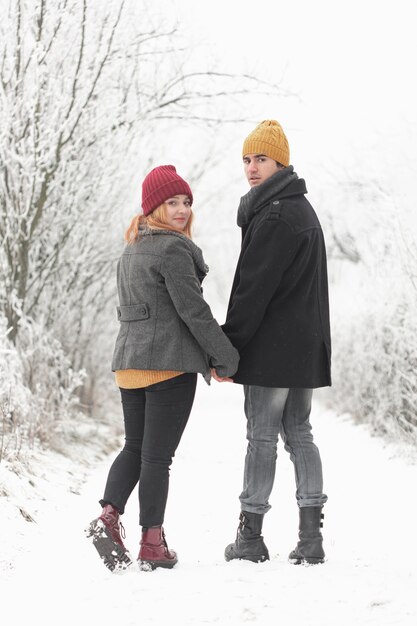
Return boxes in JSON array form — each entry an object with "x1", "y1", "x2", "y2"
[
  {"x1": 330, "y1": 293, "x2": 417, "y2": 444},
  {"x1": 319, "y1": 162, "x2": 417, "y2": 446},
  {"x1": 0, "y1": 320, "x2": 31, "y2": 461},
  {"x1": 0, "y1": 312, "x2": 86, "y2": 460}
]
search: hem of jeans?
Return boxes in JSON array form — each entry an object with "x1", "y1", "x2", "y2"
[
  {"x1": 296, "y1": 496, "x2": 328, "y2": 508},
  {"x1": 239, "y1": 505, "x2": 271, "y2": 515},
  {"x1": 99, "y1": 499, "x2": 125, "y2": 515}
]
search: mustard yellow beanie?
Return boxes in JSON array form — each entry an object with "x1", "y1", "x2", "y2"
[{"x1": 242, "y1": 120, "x2": 290, "y2": 167}]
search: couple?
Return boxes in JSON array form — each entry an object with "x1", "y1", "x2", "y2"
[{"x1": 86, "y1": 119, "x2": 331, "y2": 572}]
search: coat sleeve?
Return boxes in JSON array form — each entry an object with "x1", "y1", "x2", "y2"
[
  {"x1": 161, "y1": 239, "x2": 239, "y2": 377},
  {"x1": 222, "y1": 218, "x2": 298, "y2": 352}
]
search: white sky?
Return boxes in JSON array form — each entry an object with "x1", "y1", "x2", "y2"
[{"x1": 168, "y1": 0, "x2": 417, "y2": 172}]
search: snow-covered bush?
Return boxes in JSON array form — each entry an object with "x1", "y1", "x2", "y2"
[
  {"x1": 319, "y1": 162, "x2": 417, "y2": 445},
  {"x1": 0, "y1": 312, "x2": 87, "y2": 460},
  {"x1": 330, "y1": 286, "x2": 417, "y2": 444},
  {"x1": 0, "y1": 319, "x2": 31, "y2": 461}
]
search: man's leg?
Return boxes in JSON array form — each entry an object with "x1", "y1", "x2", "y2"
[
  {"x1": 280, "y1": 388, "x2": 327, "y2": 563},
  {"x1": 240, "y1": 385, "x2": 289, "y2": 513},
  {"x1": 280, "y1": 388, "x2": 327, "y2": 508},
  {"x1": 225, "y1": 385, "x2": 289, "y2": 562}
]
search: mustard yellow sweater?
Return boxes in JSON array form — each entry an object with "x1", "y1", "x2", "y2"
[{"x1": 115, "y1": 369, "x2": 183, "y2": 389}]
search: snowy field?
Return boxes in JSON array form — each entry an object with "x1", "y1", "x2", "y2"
[{"x1": 1, "y1": 380, "x2": 417, "y2": 626}]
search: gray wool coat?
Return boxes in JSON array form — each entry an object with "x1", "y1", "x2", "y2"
[{"x1": 111, "y1": 228, "x2": 239, "y2": 383}]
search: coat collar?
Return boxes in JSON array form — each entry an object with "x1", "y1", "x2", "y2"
[
  {"x1": 237, "y1": 166, "x2": 306, "y2": 227},
  {"x1": 140, "y1": 227, "x2": 209, "y2": 275}
]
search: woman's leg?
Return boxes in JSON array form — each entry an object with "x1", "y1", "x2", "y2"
[
  {"x1": 100, "y1": 387, "x2": 146, "y2": 514},
  {"x1": 139, "y1": 373, "x2": 197, "y2": 527}
]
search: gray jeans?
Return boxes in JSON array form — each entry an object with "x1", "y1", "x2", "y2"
[{"x1": 240, "y1": 386, "x2": 328, "y2": 514}]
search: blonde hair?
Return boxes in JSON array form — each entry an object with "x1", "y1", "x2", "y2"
[{"x1": 125, "y1": 203, "x2": 194, "y2": 244}]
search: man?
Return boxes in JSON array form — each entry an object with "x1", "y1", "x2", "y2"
[{"x1": 220, "y1": 119, "x2": 331, "y2": 565}]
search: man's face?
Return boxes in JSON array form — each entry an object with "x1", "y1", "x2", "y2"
[{"x1": 243, "y1": 153, "x2": 282, "y2": 187}]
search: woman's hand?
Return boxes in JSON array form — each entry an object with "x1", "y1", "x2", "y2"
[{"x1": 211, "y1": 368, "x2": 234, "y2": 383}]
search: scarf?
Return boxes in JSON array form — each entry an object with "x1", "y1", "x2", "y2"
[{"x1": 237, "y1": 165, "x2": 298, "y2": 227}]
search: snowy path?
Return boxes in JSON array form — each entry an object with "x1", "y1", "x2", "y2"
[{"x1": 2, "y1": 381, "x2": 417, "y2": 626}]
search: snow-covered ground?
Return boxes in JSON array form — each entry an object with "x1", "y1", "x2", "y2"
[{"x1": 1, "y1": 380, "x2": 417, "y2": 626}]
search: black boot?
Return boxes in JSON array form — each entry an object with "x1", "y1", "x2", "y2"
[
  {"x1": 289, "y1": 506, "x2": 325, "y2": 565},
  {"x1": 225, "y1": 511, "x2": 269, "y2": 563}
]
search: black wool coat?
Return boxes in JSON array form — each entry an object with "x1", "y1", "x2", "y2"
[{"x1": 222, "y1": 174, "x2": 331, "y2": 388}]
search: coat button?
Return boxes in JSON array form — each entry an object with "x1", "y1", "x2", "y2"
[
  {"x1": 141, "y1": 308, "x2": 146, "y2": 315},
  {"x1": 273, "y1": 200, "x2": 279, "y2": 205}
]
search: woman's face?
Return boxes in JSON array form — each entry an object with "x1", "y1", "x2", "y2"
[{"x1": 165, "y1": 195, "x2": 192, "y2": 230}]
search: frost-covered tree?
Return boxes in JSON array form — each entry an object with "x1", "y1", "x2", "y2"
[
  {"x1": 0, "y1": 0, "x2": 282, "y2": 454},
  {"x1": 0, "y1": 0, "x2": 278, "y2": 341}
]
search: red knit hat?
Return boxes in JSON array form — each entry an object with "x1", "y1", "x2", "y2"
[{"x1": 141, "y1": 165, "x2": 193, "y2": 216}]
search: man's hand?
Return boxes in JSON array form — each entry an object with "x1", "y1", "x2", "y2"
[{"x1": 211, "y1": 368, "x2": 233, "y2": 383}]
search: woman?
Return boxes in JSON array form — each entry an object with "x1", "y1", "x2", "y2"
[{"x1": 86, "y1": 165, "x2": 239, "y2": 572}]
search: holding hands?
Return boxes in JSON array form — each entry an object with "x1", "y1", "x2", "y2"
[{"x1": 211, "y1": 368, "x2": 234, "y2": 383}]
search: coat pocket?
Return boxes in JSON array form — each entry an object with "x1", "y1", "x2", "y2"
[{"x1": 116, "y1": 303, "x2": 150, "y2": 322}]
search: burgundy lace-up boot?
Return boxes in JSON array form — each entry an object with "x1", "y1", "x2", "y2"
[
  {"x1": 86, "y1": 504, "x2": 132, "y2": 572},
  {"x1": 138, "y1": 526, "x2": 178, "y2": 570}
]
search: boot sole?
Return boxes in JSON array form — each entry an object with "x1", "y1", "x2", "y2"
[
  {"x1": 85, "y1": 519, "x2": 133, "y2": 572},
  {"x1": 289, "y1": 555, "x2": 325, "y2": 565},
  {"x1": 138, "y1": 558, "x2": 178, "y2": 571},
  {"x1": 225, "y1": 549, "x2": 269, "y2": 563}
]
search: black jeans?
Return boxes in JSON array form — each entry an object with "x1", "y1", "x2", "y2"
[{"x1": 100, "y1": 373, "x2": 197, "y2": 527}]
